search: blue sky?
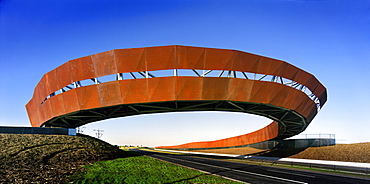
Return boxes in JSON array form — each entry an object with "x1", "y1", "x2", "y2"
[{"x1": 1, "y1": 0, "x2": 369, "y2": 146}]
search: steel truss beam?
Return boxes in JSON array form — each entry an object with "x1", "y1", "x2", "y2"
[{"x1": 43, "y1": 100, "x2": 308, "y2": 139}]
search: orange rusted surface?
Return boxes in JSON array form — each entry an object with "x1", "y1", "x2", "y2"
[
  {"x1": 26, "y1": 45, "x2": 327, "y2": 149},
  {"x1": 160, "y1": 122, "x2": 279, "y2": 149}
]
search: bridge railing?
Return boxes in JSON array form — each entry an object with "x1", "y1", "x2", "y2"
[{"x1": 290, "y1": 133, "x2": 335, "y2": 139}]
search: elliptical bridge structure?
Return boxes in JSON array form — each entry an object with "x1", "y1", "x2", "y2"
[{"x1": 26, "y1": 45, "x2": 327, "y2": 149}]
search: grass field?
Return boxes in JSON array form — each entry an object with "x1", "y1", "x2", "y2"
[
  {"x1": 69, "y1": 154, "x2": 241, "y2": 184},
  {"x1": 188, "y1": 142, "x2": 370, "y2": 163}
]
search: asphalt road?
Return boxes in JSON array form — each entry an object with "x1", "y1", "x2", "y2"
[{"x1": 133, "y1": 149, "x2": 370, "y2": 184}]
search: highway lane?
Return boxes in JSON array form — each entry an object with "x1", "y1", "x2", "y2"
[{"x1": 133, "y1": 149, "x2": 370, "y2": 184}]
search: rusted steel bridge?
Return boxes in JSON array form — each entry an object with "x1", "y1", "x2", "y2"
[{"x1": 26, "y1": 45, "x2": 327, "y2": 149}]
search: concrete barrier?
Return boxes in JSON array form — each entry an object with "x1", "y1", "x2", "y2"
[{"x1": 0, "y1": 126, "x2": 76, "y2": 136}]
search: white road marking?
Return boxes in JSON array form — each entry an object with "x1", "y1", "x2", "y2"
[{"x1": 156, "y1": 154, "x2": 308, "y2": 184}]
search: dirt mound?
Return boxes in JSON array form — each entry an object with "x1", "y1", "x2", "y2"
[
  {"x1": 189, "y1": 142, "x2": 370, "y2": 163},
  {"x1": 0, "y1": 133, "x2": 131, "y2": 183}
]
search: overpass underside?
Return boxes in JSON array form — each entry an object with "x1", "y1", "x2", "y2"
[{"x1": 45, "y1": 100, "x2": 306, "y2": 140}]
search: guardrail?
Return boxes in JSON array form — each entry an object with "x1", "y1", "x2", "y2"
[{"x1": 155, "y1": 149, "x2": 370, "y2": 175}]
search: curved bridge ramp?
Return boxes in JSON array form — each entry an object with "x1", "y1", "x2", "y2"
[{"x1": 26, "y1": 45, "x2": 327, "y2": 149}]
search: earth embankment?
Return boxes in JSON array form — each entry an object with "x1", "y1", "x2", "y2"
[{"x1": 0, "y1": 133, "x2": 131, "y2": 183}]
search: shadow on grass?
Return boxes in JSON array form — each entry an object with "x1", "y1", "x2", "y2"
[{"x1": 162, "y1": 173, "x2": 208, "y2": 184}]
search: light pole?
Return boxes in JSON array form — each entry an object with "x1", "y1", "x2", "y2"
[
  {"x1": 93, "y1": 128, "x2": 104, "y2": 139},
  {"x1": 77, "y1": 126, "x2": 86, "y2": 134}
]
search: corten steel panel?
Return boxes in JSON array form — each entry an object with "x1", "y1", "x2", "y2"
[
  {"x1": 119, "y1": 79, "x2": 149, "y2": 104},
  {"x1": 307, "y1": 80, "x2": 326, "y2": 105},
  {"x1": 48, "y1": 94, "x2": 66, "y2": 117},
  {"x1": 312, "y1": 84, "x2": 327, "y2": 104},
  {"x1": 168, "y1": 120, "x2": 276, "y2": 149},
  {"x1": 294, "y1": 70, "x2": 313, "y2": 87},
  {"x1": 115, "y1": 48, "x2": 146, "y2": 73},
  {"x1": 282, "y1": 89, "x2": 308, "y2": 111},
  {"x1": 270, "y1": 84, "x2": 314, "y2": 116},
  {"x1": 145, "y1": 46, "x2": 175, "y2": 71},
  {"x1": 32, "y1": 85, "x2": 43, "y2": 107},
  {"x1": 175, "y1": 77, "x2": 203, "y2": 100},
  {"x1": 92, "y1": 50, "x2": 117, "y2": 78},
  {"x1": 26, "y1": 99, "x2": 40, "y2": 127},
  {"x1": 302, "y1": 103, "x2": 318, "y2": 122},
  {"x1": 61, "y1": 89, "x2": 80, "y2": 114},
  {"x1": 32, "y1": 109, "x2": 42, "y2": 127},
  {"x1": 319, "y1": 90, "x2": 327, "y2": 106},
  {"x1": 301, "y1": 100, "x2": 317, "y2": 117},
  {"x1": 25, "y1": 100, "x2": 34, "y2": 125},
  {"x1": 204, "y1": 48, "x2": 235, "y2": 71},
  {"x1": 158, "y1": 121, "x2": 279, "y2": 149},
  {"x1": 296, "y1": 97, "x2": 316, "y2": 120},
  {"x1": 281, "y1": 64, "x2": 300, "y2": 82},
  {"x1": 176, "y1": 46, "x2": 206, "y2": 69},
  {"x1": 33, "y1": 109, "x2": 42, "y2": 127},
  {"x1": 97, "y1": 81, "x2": 123, "y2": 107},
  {"x1": 268, "y1": 84, "x2": 291, "y2": 107},
  {"x1": 294, "y1": 96, "x2": 312, "y2": 115},
  {"x1": 227, "y1": 79, "x2": 254, "y2": 102},
  {"x1": 56, "y1": 61, "x2": 73, "y2": 90},
  {"x1": 232, "y1": 50, "x2": 327, "y2": 104},
  {"x1": 147, "y1": 77, "x2": 176, "y2": 102},
  {"x1": 249, "y1": 81, "x2": 276, "y2": 104},
  {"x1": 45, "y1": 69, "x2": 59, "y2": 94},
  {"x1": 70, "y1": 56, "x2": 95, "y2": 82},
  {"x1": 257, "y1": 57, "x2": 287, "y2": 76},
  {"x1": 39, "y1": 100, "x2": 53, "y2": 124},
  {"x1": 202, "y1": 78, "x2": 230, "y2": 100},
  {"x1": 266, "y1": 122, "x2": 278, "y2": 139},
  {"x1": 26, "y1": 45, "x2": 327, "y2": 150},
  {"x1": 75, "y1": 85, "x2": 100, "y2": 110},
  {"x1": 37, "y1": 75, "x2": 51, "y2": 103},
  {"x1": 233, "y1": 50, "x2": 261, "y2": 73},
  {"x1": 305, "y1": 76, "x2": 320, "y2": 90}
]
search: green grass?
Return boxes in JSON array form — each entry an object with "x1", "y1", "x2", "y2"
[{"x1": 69, "y1": 154, "x2": 241, "y2": 184}]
